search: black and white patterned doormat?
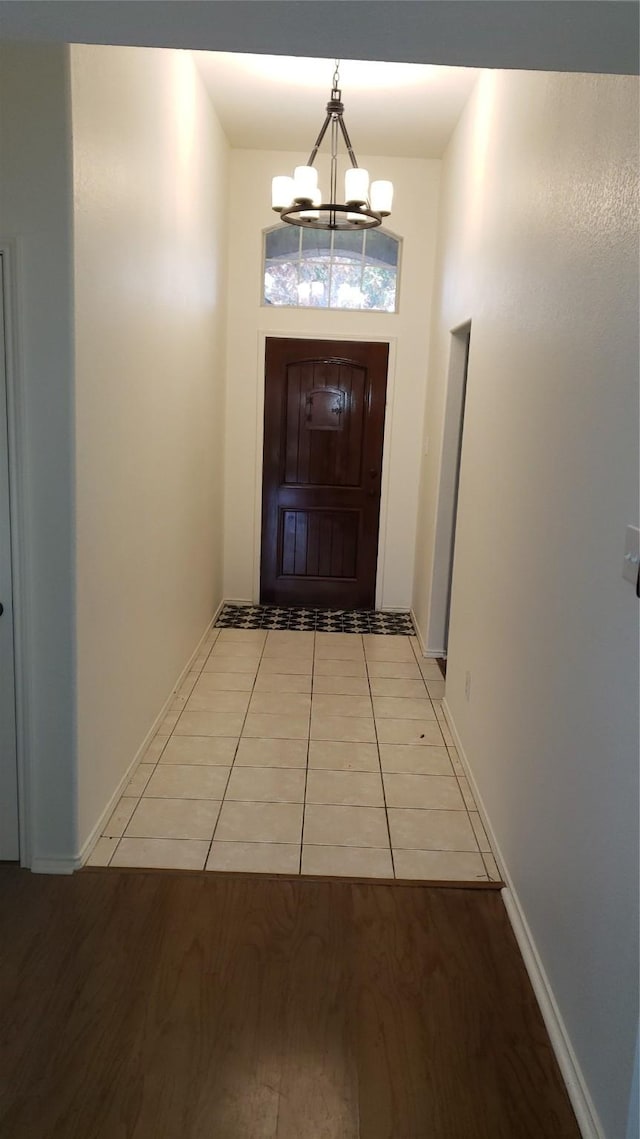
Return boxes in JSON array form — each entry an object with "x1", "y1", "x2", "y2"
[{"x1": 215, "y1": 604, "x2": 415, "y2": 634}]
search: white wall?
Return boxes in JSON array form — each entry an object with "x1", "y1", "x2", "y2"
[
  {"x1": 0, "y1": 43, "x2": 77, "y2": 866},
  {"x1": 223, "y1": 148, "x2": 439, "y2": 610},
  {"x1": 413, "y1": 69, "x2": 639, "y2": 1139},
  {"x1": 71, "y1": 45, "x2": 229, "y2": 851}
]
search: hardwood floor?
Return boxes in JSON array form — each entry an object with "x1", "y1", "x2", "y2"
[{"x1": 0, "y1": 867, "x2": 580, "y2": 1139}]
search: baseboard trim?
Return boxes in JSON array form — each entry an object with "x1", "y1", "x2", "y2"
[
  {"x1": 409, "y1": 610, "x2": 442, "y2": 658},
  {"x1": 440, "y1": 699, "x2": 506, "y2": 883},
  {"x1": 409, "y1": 608, "x2": 425, "y2": 652},
  {"x1": 501, "y1": 890, "x2": 604, "y2": 1139},
  {"x1": 210, "y1": 597, "x2": 225, "y2": 626},
  {"x1": 441, "y1": 698, "x2": 604, "y2": 1139},
  {"x1": 78, "y1": 604, "x2": 224, "y2": 869},
  {"x1": 30, "y1": 856, "x2": 81, "y2": 875}
]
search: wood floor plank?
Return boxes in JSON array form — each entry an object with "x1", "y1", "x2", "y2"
[
  {"x1": 94, "y1": 877, "x2": 293, "y2": 1139},
  {"x1": 0, "y1": 868, "x2": 580, "y2": 1139},
  {"x1": 349, "y1": 884, "x2": 579, "y2": 1139},
  {"x1": 276, "y1": 881, "x2": 358, "y2": 1139}
]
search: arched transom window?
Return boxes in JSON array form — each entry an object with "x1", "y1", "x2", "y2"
[{"x1": 263, "y1": 224, "x2": 401, "y2": 313}]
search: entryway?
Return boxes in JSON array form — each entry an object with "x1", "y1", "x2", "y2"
[{"x1": 260, "y1": 337, "x2": 389, "y2": 609}]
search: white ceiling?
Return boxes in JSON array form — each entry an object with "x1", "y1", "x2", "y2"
[{"x1": 194, "y1": 52, "x2": 479, "y2": 159}]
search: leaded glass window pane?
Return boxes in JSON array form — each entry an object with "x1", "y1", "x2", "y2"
[{"x1": 263, "y1": 225, "x2": 400, "y2": 313}]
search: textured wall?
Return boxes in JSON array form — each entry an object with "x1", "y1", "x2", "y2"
[
  {"x1": 72, "y1": 45, "x2": 230, "y2": 850},
  {"x1": 413, "y1": 69, "x2": 639, "y2": 1139}
]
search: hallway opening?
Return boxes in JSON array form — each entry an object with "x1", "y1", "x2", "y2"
[{"x1": 1, "y1": 19, "x2": 637, "y2": 1139}]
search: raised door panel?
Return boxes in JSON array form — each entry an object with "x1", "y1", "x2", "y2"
[
  {"x1": 283, "y1": 362, "x2": 366, "y2": 489},
  {"x1": 280, "y1": 510, "x2": 359, "y2": 580}
]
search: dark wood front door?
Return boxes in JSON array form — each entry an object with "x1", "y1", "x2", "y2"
[{"x1": 260, "y1": 337, "x2": 389, "y2": 609}]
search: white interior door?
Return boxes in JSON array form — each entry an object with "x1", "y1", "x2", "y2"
[{"x1": 0, "y1": 252, "x2": 19, "y2": 860}]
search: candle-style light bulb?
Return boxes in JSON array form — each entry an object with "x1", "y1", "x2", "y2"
[
  {"x1": 345, "y1": 167, "x2": 369, "y2": 206},
  {"x1": 370, "y1": 180, "x2": 393, "y2": 216},
  {"x1": 293, "y1": 165, "x2": 318, "y2": 202},
  {"x1": 272, "y1": 176, "x2": 294, "y2": 211}
]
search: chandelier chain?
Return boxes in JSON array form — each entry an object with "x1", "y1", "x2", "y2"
[{"x1": 332, "y1": 59, "x2": 340, "y2": 91}]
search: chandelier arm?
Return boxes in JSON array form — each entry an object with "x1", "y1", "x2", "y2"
[
  {"x1": 337, "y1": 116, "x2": 359, "y2": 170},
  {"x1": 307, "y1": 112, "x2": 332, "y2": 168},
  {"x1": 330, "y1": 114, "x2": 339, "y2": 227}
]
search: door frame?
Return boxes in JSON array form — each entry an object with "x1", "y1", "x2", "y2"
[
  {"x1": 427, "y1": 319, "x2": 472, "y2": 655},
  {"x1": 252, "y1": 330, "x2": 398, "y2": 611},
  {"x1": 0, "y1": 242, "x2": 31, "y2": 866}
]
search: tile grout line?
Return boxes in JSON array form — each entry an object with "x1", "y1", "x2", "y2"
[
  {"x1": 103, "y1": 630, "x2": 483, "y2": 877},
  {"x1": 140, "y1": 791, "x2": 473, "y2": 811},
  {"x1": 408, "y1": 635, "x2": 486, "y2": 877},
  {"x1": 109, "y1": 633, "x2": 218, "y2": 856},
  {"x1": 448, "y1": 760, "x2": 483, "y2": 867},
  {"x1": 224, "y1": 838, "x2": 476, "y2": 856},
  {"x1": 424, "y1": 698, "x2": 482, "y2": 863},
  {"x1": 298, "y1": 632, "x2": 315, "y2": 874},
  {"x1": 203, "y1": 630, "x2": 269, "y2": 869},
  {"x1": 378, "y1": 635, "x2": 464, "y2": 877},
  {"x1": 365, "y1": 641, "x2": 397, "y2": 880},
  {"x1": 116, "y1": 836, "x2": 481, "y2": 855},
  {"x1": 106, "y1": 625, "x2": 221, "y2": 865}
]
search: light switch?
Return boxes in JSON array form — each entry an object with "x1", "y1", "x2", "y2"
[{"x1": 622, "y1": 525, "x2": 640, "y2": 587}]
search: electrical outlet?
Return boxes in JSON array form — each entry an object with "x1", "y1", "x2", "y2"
[{"x1": 465, "y1": 671, "x2": 471, "y2": 701}]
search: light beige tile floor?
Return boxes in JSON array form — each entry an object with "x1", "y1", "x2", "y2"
[{"x1": 90, "y1": 626, "x2": 502, "y2": 883}]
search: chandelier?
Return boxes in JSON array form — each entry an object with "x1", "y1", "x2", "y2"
[{"x1": 271, "y1": 60, "x2": 394, "y2": 231}]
